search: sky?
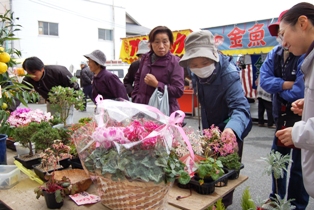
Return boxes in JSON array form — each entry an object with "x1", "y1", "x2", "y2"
[{"x1": 124, "y1": 0, "x2": 314, "y2": 31}]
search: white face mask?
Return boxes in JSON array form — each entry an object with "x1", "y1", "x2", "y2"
[
  {"x1": 276, "y1": 37, "x2": 283, "y2": 46},
  {"x1": 190, "y1": 63, "x2": 215, "y2": 78}
]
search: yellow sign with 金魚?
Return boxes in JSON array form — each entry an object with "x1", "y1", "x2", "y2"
[{"x1": 119, "y1": 29, "x2": 192, "y2": 64}]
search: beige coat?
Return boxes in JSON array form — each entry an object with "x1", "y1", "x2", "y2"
[{"x1": 292, "y1": 47, "x2": 314, "y2": 198}]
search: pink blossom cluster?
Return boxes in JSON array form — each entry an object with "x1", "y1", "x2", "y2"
[
  {"x1": 91, "y1": 120, "x2": 162, "y2": 150},
  {"x1": 8, "y1": 107, "x2": 53, "y2": 127},
  {"x1": 202, "y1": 124, "x2": 237, "y2": 157}
]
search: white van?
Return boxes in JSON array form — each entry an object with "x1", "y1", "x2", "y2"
[{"x1": 105, "y1": 61, "x2": 130, "y2": 82}]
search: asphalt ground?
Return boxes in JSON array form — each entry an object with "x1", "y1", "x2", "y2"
[{"x1": 23, "y1": 102, "x2": 314, "y2": 209}]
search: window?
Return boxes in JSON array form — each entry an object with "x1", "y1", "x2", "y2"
[
  {"x1": 98, "y1": 28, "x2": 113, "y2": 41},
  {"x1": 38, "y1": 21, "x2": 58, "y2": 36}
]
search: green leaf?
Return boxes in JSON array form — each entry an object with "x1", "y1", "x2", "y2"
[{"x1": 178, "y1": 171, "x2": 191, "y2": 185}]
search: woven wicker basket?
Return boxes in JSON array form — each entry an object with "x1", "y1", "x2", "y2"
[
  {"x1": 54, "y1": 169, "x2": 92, "y2": 193},
  {"x1": 96, "y1": 173, "x2": 171, "y2": 210}
]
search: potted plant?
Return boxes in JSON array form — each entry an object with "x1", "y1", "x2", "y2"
[
  {"x1": 194, "y1": 157, "x2": 225, "y2": 185},
  {"x1": 260, "y1": 150, "x2": 295, "y2": 209},
  {"x1": 33, "y1": 140, "x2": 72, "y2": 181},
  {"x1": 0, "y1": 10, "x2": 39, "y2": 164},
  {"x1": 9, "y1": 109, "x2": 53, "y2": 168},
  {"x1": 34, "y1": 172, "x2": 71, "y2": 209},
  {"x1": 48, "y1": 85, "x2": 85, "y2": 126},
  {"x1": 241, "y1": 151, "x2": 295, "y2": 210},
  {"x1": 217, "y1": 152, "x2": 242, "y2": 179},
  {"x1": 240, "y1": 186, "x2": 257, "y2": 210},
  {"x1": 201, "y1": 124, "x2": 238, "y2": 158},
  {"x1": 72, "y1": 100, "x2": 192, "y2": 209}
]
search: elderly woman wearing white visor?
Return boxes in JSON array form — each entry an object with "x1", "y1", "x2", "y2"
[{"x1": 179, "y1": 30, "x2": 252, "y2": 208}]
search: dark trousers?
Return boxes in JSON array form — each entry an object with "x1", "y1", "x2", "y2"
[
  {"x1": 270, "y1": 136, "x2": 309, "y2": 210},
  {"x1": 82, "y1": 85, "x2": 92, "y2": 110},
  {"x1": 258, "y1": 98, "x2": 274, "y2": 126}
]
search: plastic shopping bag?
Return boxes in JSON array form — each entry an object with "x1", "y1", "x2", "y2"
[{"x1": 148, "y1": 85, "x2": 169, "y2": 116}]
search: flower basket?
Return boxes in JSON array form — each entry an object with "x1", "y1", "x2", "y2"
[
  {"x1": 96, "y1": 172, "x2": 171, "y2": 209},
  {"x1": 72, "y1": 97, "x2": 194, "y2": 210}
]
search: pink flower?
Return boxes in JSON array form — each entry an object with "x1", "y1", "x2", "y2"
[
  {"x1": 201, "y1": 124, "x2": 237, "y2": 157},
  {"x1": 91, "y1": 119, "x2": 164, "y2": 150},
  {"x1": 8, "y1": 108, "x2": 53, "y2": 127},
  {"x1": 92, "y1": 127, "x2": 129, "y2": 149}
]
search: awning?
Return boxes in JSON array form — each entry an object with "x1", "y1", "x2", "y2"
[
  {"x1": 119, "y1": 29, "x2": 192, "y2": 64},
  {"x1": 202, "y1": 18, "x2": 278, "y2": 55}
]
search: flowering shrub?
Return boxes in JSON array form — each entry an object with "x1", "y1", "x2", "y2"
[
  {"x1": 8, "y1": 107, "x2": 53, "y2": 127},
  {"x1": 202, "y1": 124, "x2": 238, "y2": 157}
]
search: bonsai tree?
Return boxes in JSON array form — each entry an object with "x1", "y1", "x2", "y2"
[
  {"x1": 12, "y1": 118, "x2": 71, "y2": 157},
  {"x1": 12, "y1": 122, "x2": 39, "y2": 156},
  {"x1": 48, "y1": 85, "x2": 85, "y2": 126},
  {"x1": 30, "y1": 122, "x2": 61, "y2": 151},
  {"x1": 0, "y1": 10, "x2": 39, "y2": 135}
]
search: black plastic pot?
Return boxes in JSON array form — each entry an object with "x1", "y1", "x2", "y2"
[
  {"x1": 69, "y1": 157, "x2": 83, "y2": 169},
  {"x1": 59, "y1": 158, "x2": 70, "y2": 169},
  {"x1": 191, "y1": 176, "x2": 215, "y2": 195},
  {"x1": 14, "y1": 155, "x2": 41, "y2": 169},
  {"x1": 43, "y1": 190, "x2": 63, "y2": 209},
  {"x1": 228, "y1": 163, "x2": 244, "y2": 180},
  {"x1": 33, "y1": 164, "x2": 63, "y2": 182}
]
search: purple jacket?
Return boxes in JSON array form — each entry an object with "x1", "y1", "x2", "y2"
[
  {"x1": 132, "y1": 51, "x2": 184, "y2": 114},
  {"x1": 92, "y1": 67, "x2": 128, "y2": 102}
]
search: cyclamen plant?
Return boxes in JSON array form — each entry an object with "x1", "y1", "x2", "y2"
[
  {"x1": 91, "y1": 120, "x2": 162, "y2": 150},
  {"x1": 8, "y1": 107, "x2": 53, "y2": 127},
  {"x1": 76, "y1": 117, "x2": 191, "y2": 185}
]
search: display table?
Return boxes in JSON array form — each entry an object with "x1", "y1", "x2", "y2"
[
  {"x1": 168, "y1": 175, "x2": 248, "y2": 210},
  {"x1": 1, "y1": 150, "x2": 247, "y2": 210}
]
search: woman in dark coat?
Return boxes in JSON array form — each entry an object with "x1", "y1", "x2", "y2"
[
  {"x1": 132, "y1": 26, "x2": 185, "y2": 115},
  {"x1": 179, "y1": 30, "x2": 252, "y2": 208},
  {"x1": 83, "y1": 50, "x2": 128, "y2": 102}
]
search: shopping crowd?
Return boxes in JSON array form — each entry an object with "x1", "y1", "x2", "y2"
[{"x1": 20, "y1": 3, "x2": 314, "y2": 209}]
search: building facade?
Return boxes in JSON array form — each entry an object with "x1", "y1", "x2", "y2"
[{"x1": 0, "y1": 0, "x2": 127, "y2": 72}]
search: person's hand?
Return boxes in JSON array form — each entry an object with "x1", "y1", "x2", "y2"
[
  {"x1": 255, "y1": 80, "x2": 258, "y2": 86},
  {"x1": 282, "y1": 81, "x2": 294, "y2": 90},
  {"x1": 144, "y1": 73, "x2": 158, "y2": 88},
  {"x1": 275, "y1": 127, "x2": 294, "y2": 146},
  {"x1": 291, "y1": 98, "x2": 304, "y2": 116},
  {"x1": 222, "y1": 128, "x2": 236, "y2": 140},
  {"x1": 222, "y1": 128, "x2": 238, "y2": 152}
]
